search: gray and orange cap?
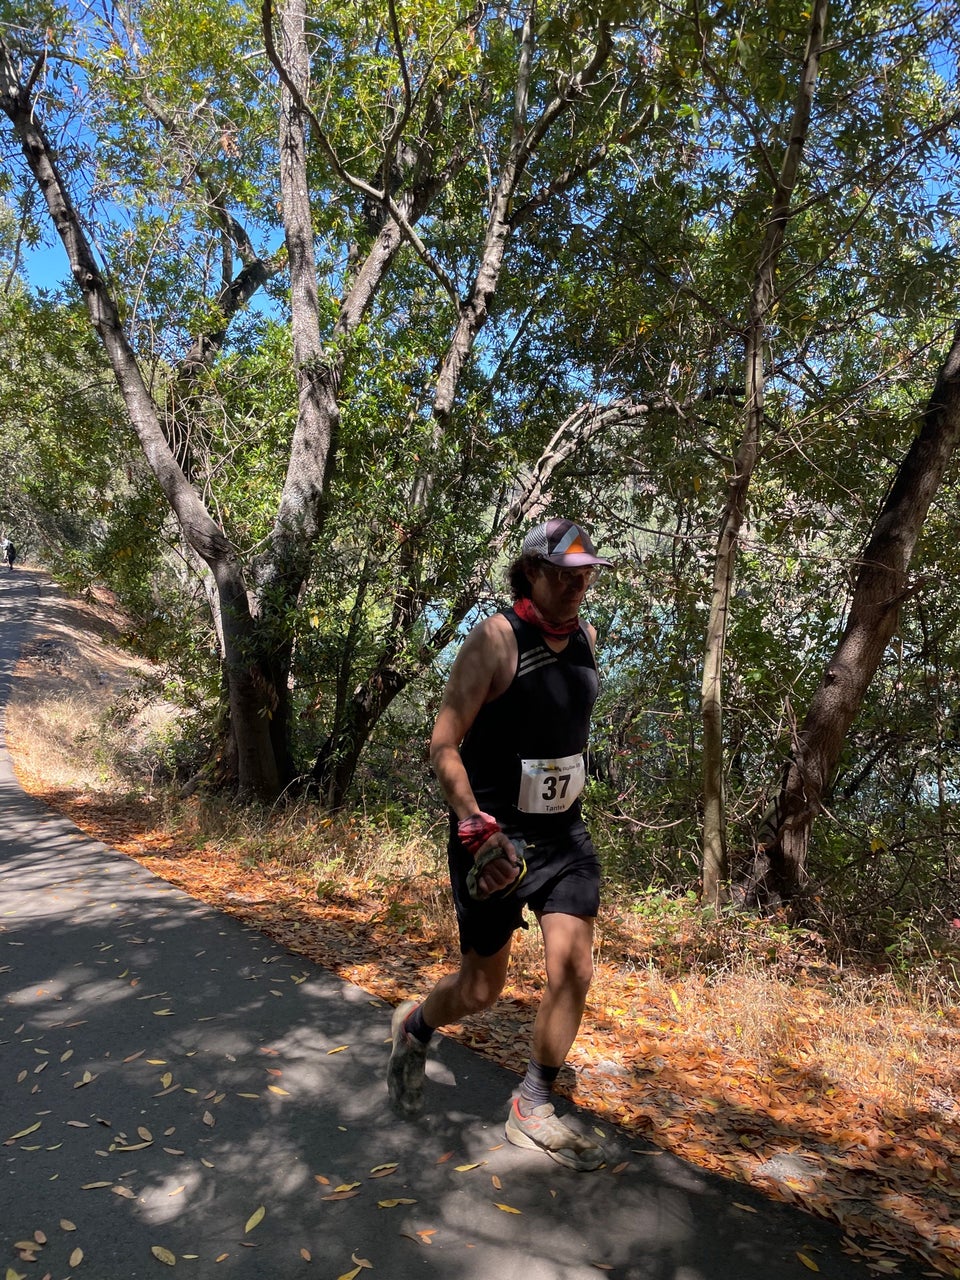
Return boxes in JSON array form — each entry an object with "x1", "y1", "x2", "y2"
[{"x1": 522, "y1": 518, "x2": 613, "y2": 568}]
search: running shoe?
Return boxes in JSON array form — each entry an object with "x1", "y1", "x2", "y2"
[
  {"x1": 504, "y1": 1096, "x2": 604, "y2": 1171},
  {"x1": 387, "y1": 999, "x2": 428, "y2": 1117}
]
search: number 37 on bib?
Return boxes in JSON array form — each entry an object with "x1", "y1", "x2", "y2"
[{"x1": 517, "y1": 752, "x2": 586, "y2": 816}]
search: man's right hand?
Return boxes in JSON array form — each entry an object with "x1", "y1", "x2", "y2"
[{"x1": 472, "y1": 833, "x2": 522, "y2": 898}]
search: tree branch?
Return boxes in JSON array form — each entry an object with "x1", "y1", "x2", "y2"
[
  {"x1": 432, "y1": 14, "x2": 616, "y2": 420},
  {"x1": 261, "y1": 0, "x2": 461, "y2": 307},
  {"x1": 427, "y1": 396, "x2": 657, "y2": 653},
  {"x1": 510, "y1": 104, "x2": 653, "y2": 227}
]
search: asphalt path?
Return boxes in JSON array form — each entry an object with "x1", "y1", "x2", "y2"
[{"x1": 0, "y1": 570, "x2": 925, "y2": 1279}]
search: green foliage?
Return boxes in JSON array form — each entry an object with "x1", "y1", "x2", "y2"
[
  {"x1": 0, "y1": 290, "x2": 136, "y2": 551},
  {"x1": 3, "y1": 0, "x2": 960, "y2": 937}
]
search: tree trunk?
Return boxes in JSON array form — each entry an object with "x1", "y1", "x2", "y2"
[
  {"x1": 312, "y1": 666, "x2": 410, "y2": 808},
  {"x1": 699, "y1": 0, "x2": 828, "y2": 906},
  {"x1": 1, "y1": 39, "x2": 283, "y2": 800},
  {"x1": 745, "y1": 324, "x2": 960, "y2": 904}
]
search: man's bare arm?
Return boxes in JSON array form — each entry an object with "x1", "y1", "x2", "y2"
[
  {"x1": 429, "y1": 616, "x2": 520, "y2": 894},
  {"x1": 430, "y1": 615, "x2": 513, "y2": 818}
]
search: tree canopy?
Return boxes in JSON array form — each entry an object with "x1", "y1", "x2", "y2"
[{"x1": 2, "y1": 0, "x2": 959, "y2": 937}]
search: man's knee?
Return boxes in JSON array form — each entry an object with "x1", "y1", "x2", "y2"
[
  {"x1": 551, "y1": 949, "x2": 594, "y2": 996},
  {"x1": 542, "y1": 915, "x2": 595, "y2": 994},
  {"x1": 458, "y1": 975, "x2": 505, "y2": 1014},
  {"x1": 456, "y1": 956, "x2": 508, "y2": 1013}
]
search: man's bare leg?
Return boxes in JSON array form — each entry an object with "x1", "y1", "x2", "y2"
[
  {"x1": 504, "y1": 912, "x2": 604, "y2": 1170},
  {"x1": 388, "y1": 942, "x2": 512, "y2": 1116},
  {"x1": 530, "y1": 912, "x2": 595, "y2": 1069},
  {"x1": 421, "y1": 940, "x2": 513, "y2": 1027}
]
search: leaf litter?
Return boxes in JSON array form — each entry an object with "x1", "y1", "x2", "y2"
[
  {"x1": 18, "y1": 720, "x2": 960, "y2": 1275},
  {"x1": 32, "y1": 793, "x2": 960, "y2": 1274}
]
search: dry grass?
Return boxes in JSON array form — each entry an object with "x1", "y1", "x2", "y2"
[
  {"x1": 8, "y1": 607, "x2": 960, "y2": 1115},
  {"x1": 5, "y1": 572, "x2": 175, "y2": 794},
  {"x1": 6, "y1": 577, "x2": 960, "y2": 1274}
]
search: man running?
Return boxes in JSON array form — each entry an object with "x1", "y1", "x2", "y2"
[
  {"x1": 2, "y1": 538, "x2": 15, "y2": 571},
  {"x1": 387, "y1": 518, "x2": 613, "y2": 1171}
]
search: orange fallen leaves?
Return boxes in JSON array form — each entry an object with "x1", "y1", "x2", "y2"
[{"x1": 34, "y1": 786, "x2": 960, "y2": 1278}]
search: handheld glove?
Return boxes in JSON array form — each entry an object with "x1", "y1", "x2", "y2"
[{"x1": 466, "y1": 839, "x2": 528, "y2": 902}]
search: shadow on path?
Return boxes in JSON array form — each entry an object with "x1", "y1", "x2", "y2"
[{"x1": 0, "y1": 574, "x2": 928, "y2": 1279}]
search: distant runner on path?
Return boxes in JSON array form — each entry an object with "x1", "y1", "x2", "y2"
[
  {"x1": 2, "y1": 538, "x2": 15, "y2": 570},
  {"x1": 388, "y1": 518, "x2": 614, "y2": 1171}
]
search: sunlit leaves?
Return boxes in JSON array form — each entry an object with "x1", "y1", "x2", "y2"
[{"x1": 4, "y1": 0, "x2": 960, "y2": 882}]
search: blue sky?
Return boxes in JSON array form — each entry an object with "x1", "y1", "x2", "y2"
[{"x1": 22, "y1": 242, "x2": 73, "y2": 293}]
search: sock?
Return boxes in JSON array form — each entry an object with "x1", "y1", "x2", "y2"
[
  {"x1": 404, "y1": 1002, "x2": 435, "y2": 1046},
  {"x1": 518, "y1": 1058, "x2": 560, "y2": 1113}
]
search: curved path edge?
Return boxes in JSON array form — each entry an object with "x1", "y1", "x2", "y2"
[{"x1": 0, "y1": 571, "x2": 915, "y2": 1279}]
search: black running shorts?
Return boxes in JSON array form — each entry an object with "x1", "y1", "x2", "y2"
[{"x1": 448, "y1": 819, "x2": 601, "y2": 957}]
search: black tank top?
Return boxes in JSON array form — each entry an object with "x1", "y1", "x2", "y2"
[{"x1": 459, "y1": 607, "x2": 600, "y2": 835}]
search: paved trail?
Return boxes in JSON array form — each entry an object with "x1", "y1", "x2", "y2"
[{"x1": 0, "y1": 571, "x2": 921, "y2": 1279}]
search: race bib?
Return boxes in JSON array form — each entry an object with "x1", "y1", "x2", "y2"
[{"x1": 517, "y1": 752, "x2": 586, "y2": 815}]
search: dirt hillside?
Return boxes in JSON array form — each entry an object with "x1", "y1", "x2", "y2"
[{"x1": 5, "y1": 568, "x2": 169, "y2": 792}]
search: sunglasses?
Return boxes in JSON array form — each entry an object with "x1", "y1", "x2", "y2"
[{"x1": 538, "y1": 561, "x2": 601, "y2": 586}]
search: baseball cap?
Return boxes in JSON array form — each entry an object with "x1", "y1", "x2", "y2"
[{"x1": 522, "y1": 518, "x2": 613, "y2": 567}]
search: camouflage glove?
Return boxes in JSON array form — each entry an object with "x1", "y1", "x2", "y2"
[{"x1": 466, "y1": 839, "x2": 528, "y2": 902}]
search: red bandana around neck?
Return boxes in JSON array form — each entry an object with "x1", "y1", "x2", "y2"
[{"x1": 513, "y1": 596, "x2": 580, "y2": 640}]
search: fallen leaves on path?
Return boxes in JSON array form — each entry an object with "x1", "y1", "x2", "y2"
[{"x1": 20, "y1": 787, "x2": 960, "y2": 1278}]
